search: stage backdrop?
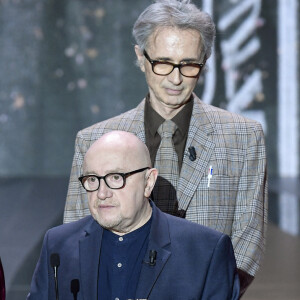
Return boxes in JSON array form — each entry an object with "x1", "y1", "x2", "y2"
[
  {"x1": 0, "y1": 0, "x2": 299, "y2": 299},
  {"x1": 1, "y1": 0, "x2": 298, "y2": 178}
]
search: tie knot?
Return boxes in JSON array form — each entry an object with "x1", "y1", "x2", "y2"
[{"x1": 157, "y1": 119, "x2": 178, "y2": 138}]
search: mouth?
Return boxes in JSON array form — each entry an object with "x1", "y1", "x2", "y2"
[
  {"x1": 165, "y1": 88, "x2": 183, "y2": 95},
  {"x1": 98, "y1": 204, "x2": 116, "y2": 209}
]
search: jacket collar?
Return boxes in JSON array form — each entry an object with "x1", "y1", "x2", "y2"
[
  {"x1": 123, "y1": 99, "x2": 146, "y2": 143},
  {"x1": 134, "y1": 95, "x2": 217, "y2": 212},
  {"x1": 79, "y1": 217, "x2": 103, "y2": 300},
  {"x1": 135, "y1": 202, "x2": 171, "y2": 299},
  {"x1": 78, "y1": 204, "x2": 171, "y2": 300},
  {"x1": 177, "y1": 94, "x2": 216, "y2": 210}
]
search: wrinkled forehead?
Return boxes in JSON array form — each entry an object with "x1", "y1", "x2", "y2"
[
  {"x1": 84, "y1": 145, "x2": 127, "y2": 169},
  {"x1": 148, "y1": 27, "x2": 203, "y2": 53},
  {"x1": 84, "y1": 142, "x2": 147, "y2": 174}
]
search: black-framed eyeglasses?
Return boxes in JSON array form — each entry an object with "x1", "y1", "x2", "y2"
[
  {"x1": 143, "y1": 50, "x2": 205, "y2": 78},
  {"x1": 79, "y1": 167, "x2": 150, "y2": 192}
]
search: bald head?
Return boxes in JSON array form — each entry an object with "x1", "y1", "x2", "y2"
[
  {"x1": 84, "y1": 131, "x2": 151, "y2": 172},
  {"x1": 82, "y1": 131, "x2": 158, "y2": 234}
]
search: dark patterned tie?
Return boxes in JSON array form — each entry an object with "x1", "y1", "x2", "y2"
[{"x1": 152, "y1": 120, "x2": 179, "y2": 214}]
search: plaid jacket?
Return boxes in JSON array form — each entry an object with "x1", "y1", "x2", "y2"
[{"x1": 64, "y1": 94, "x2": 268, "y2": 277}]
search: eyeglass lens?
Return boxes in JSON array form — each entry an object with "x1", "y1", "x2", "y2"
[
  {"x1": 144, "y1": 50, "x2": 203, "y2": 77},
  {"x1": 82, "y1": 173, "x2": 124, "y2": 191},
  {"x1": 79, "y1": 167, "x2": 150, "y2": 192},
  {"x1": 153, "y1": 63, "x2": 201, "y2": 77}
]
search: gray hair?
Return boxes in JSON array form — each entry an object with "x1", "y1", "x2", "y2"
[{"x1": 132, "y1": 0, "x2": 216, "y2": 59}]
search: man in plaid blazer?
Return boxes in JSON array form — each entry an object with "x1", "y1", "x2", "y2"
[{"x1": 63, "y1": 0, "x2": 267, "y2": 296}]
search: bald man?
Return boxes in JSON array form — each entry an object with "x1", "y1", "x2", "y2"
[{"x1": 28, "y1": 131, "x2": 240, "y2": 300}]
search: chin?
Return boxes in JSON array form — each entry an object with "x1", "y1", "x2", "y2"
[
  {"x1": 166, "y1": 94, "x2": 189, "y2": 104},
  {"x1": 165, "y1": 100, "x2": 186, "y2": 109},
  {"x1": 99, "y1": 218, "x2": 122, "y2": 230}
]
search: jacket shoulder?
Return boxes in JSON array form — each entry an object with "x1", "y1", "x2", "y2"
[
  {"x1": 165, "y1": 212, "x2": 225, "y2": 244},
  {"x1": 193, "y1": 95, "x2": 264, "y2": 132},
  {"x1": 46, "y1": 216, "x2": 94, "y2": 241}
]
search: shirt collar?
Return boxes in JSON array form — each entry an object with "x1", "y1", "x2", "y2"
[
  {"x1": 144, "y1": 93, "x2": 193, "y2": 136},
  {"x1": 102, "y1": 215, "x2": 152, "y2": 242}
]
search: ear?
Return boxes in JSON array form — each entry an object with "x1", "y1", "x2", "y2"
[
  {"x1": 134, "y1": 45, "x2": 145, "y2": 72},
  {"x1": 144, "y1": 168, "x2": 158, "y2": 198}
]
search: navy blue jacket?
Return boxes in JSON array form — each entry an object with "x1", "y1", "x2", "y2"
[{"x1": 28, "y1": 202, "x2": 240, "y2": 299}]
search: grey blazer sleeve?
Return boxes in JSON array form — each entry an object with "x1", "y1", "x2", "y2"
[
  {"x1": 230, "y1": 123, "x2": 268, "y2": 276},
  {"x1": 64, "y1": 131, "x2": 90, "y2": 223}
]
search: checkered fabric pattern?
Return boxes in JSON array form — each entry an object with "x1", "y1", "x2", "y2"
[
  {"x1": 63, "y1": 94, "x2": 268, "y2": 279},
  {"x1": 153, "y1": 120, "x2": 179, "y2": 213}
]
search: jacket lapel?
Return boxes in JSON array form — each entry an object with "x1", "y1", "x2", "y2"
[
  {"x1": 177, "y1": 95, "x2": 216, "y2": 211},
  {"x1": 135, "y1": 96, "x2": 216, "y2": 213},
  {"x1": 123, "y1": 99, "x2": 146, "y2": 143},
  {"x1": 79, "y1": 218, "x2": 103, "y2": 300},
  {"x1": 135, "y1": 203, "x2": 171, "y2": 299},
  {"x1": 130, "y1": 97, "x2": 216, "y2": 212}
]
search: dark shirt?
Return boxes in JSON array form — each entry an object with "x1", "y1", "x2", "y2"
[
  {"x1": 98, "y1": 217, "x2": 152, "y2": 300},
  {"x1": 144, "y1": 94, "x2": 193, "y2": 171}
]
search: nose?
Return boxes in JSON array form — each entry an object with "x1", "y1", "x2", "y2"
[
  {"x1": 167, "y1": 66, "x2": 183, "y2": 85},
  {"x1": 97, "y1": 179, "x2": 113, "y2": 200}
]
